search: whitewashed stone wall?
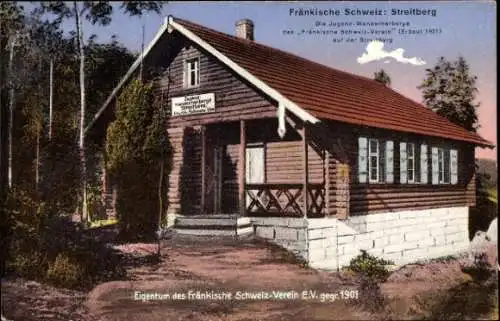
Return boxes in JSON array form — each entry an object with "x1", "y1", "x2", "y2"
[
  {"x1": 249, "y1": 206, "x2": 470, "y2": 270},
  {"x1": 250, "y1": 217, "x2": 309, "y2": 260},
  {"x1": 341, "y1": 206, "x2": 470, "y2": 267}
]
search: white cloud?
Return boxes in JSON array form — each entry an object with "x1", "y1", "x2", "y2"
[{"x1": 357, "y1": 41, "x2": 426, "y2": 65}]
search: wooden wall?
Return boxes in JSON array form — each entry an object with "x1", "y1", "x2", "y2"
[
  {"x1": 153, "y1": 32, "x2": 278, "y2": 128},
  {"x1": 324, "y1": 121, "x2": 477, "y2": 216}
]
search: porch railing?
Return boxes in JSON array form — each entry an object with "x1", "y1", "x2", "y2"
[{"x1": 245, "y1": 183, "x2": 325, "y2": 217}]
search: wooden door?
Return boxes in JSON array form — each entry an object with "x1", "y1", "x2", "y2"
[
  {"x1": 245, "y1": 144, "x2": 265, "y2": 210},
  {"x1": 205, "y1": 145, "x2": 222, "y2": 213}
]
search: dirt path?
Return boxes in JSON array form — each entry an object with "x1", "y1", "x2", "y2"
[{"x1": 2, "y1": 234, "x2": 497, "y2": 321}]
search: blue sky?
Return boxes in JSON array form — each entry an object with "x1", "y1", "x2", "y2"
[{"x1": 37, "y1": 1, "x2": 498, "y2": 159}]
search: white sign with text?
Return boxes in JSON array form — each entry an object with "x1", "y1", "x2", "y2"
[{"x1": 171, "y1": 93, "x2": 215, "y2": 116}]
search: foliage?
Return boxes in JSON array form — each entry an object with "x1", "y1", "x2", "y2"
[
  {"x1": 348, "y1": 250, "x2": 394, "y2": 313},
  {"x1": 476, "y1": 158, "x2": 497, "y2": 190},
  {"x1": 36, "y1": 1, "x2": 165, "y2": 26},
  {"x1": 417, "y1": 267, "x2": 497, "y2": 320},
  {"x1": 106, "y1": 79, "x2": 170, "y2": 240},
  {"x1": 348, "y1": 249, "x2": 394, "y2": 283},
  {"x1": 2, "y1": 1, "x2": 164, "y2": 291},
  {"x1": 374, "y1": 69, "x2": 391, "y2": 87},
  {"x1": 470, "y1": 161, "x2": 498, "y2": 237},
  {"x1": 46, "y1": 252, "x2": 86, "y2": 288},
  {"x1": 89, "y1": 218, "x2": 118, "y2": 228},
  {"x1": 5, "y1": 189, "x2": 125, "y2": 289},
  {"x1": 418, "y1": 56, "x2": 480, "y2": 132}
]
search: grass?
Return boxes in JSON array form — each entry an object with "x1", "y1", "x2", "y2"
[
  {"x1": 89, "y1": 218, "x2": 119, "y2": 229},
  {"x1": 487, "y1": 188, "x2": 498, "y2": 204}
]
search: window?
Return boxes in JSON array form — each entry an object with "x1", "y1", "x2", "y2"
[
  {"x1": 185, "y1": 57, "x2": 200, "y2": 88},
  {"x1": 437, "y1": 147, "x2": 451, "y2": 184},
  {"x1": 368, "y1": 139, "x2": 379, "y2": 182},
  {"x1": 407, "y1": 143, "x2": 415, "y2": 183},
  {"x1": 358, "y1": 137, "x2": 391, "y2": 184}
]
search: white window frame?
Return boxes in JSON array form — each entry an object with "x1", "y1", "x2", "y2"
[
  {"x1": 438, "y1": 148, "x2": 445, "y2": 183},
  {"x1": 185, "y1": 57, "x2": 200, "y2": 88},
  {"x1": 368, "y1": 139, "x2": 380, "y2": 183},
  {"x1": 407, "y1": 143, "x2": 415, "y2": 183}
]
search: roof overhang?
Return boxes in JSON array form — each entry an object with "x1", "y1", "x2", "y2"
[{"x1": 84, "y1": 16, "x2": 319, "y2": 136}]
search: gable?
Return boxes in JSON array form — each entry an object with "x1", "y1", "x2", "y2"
[{"x1": 156, "y1": 32, "x2": 278, "y2": 128}]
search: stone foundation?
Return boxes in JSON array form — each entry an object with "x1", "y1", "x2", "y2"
[{"x1": 249, "y1": 206, "x2": 470, "y2": 270}]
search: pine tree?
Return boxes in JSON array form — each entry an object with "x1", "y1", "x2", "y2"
[
  {"x1": 106, "y1": 79, "x2": 170, "y2": 239},
  {"x1": 418, "y1": 56, "x2": 480, "y2": 132},
  {"x1": 374, "y1": 69, "x2": 391, "y2": 87}
]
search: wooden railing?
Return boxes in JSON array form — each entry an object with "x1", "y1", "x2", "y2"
[{"x1": 245, "y1": 183, "x2": 325, "y2": 217}]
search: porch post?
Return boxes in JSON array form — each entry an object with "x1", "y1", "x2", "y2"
[
  {"x1": 201, "y1": 125, "x2": 206, "y2": 213},
  {"x1": 238, "y1": 120, "x2": 246, "y2": 216},
  {"x1": 302, "y1": 124, "x2": 309, "y2": 218}
]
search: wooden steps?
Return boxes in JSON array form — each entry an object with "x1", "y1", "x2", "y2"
[{"x1": 173, "y1": 214, "x2": 253, "y2": 236}]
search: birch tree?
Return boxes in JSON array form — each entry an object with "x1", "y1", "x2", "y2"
[{"x1": 36, "y1": 1, "x2": 165, "y2": 223}]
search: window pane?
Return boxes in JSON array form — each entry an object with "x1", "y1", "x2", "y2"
[
  {"x1": 407, "y1": 143, "x2": 414, "y2": 157},
  {"x1": 370, "y1": 156, "x2": 378, "y2": 180},
  {"x1": 408, "y1": 169, "x2": 414, "y2": 181},
  {"x1": 370, "y1": 166, "x2": 377, "y2": 180},
  {"x1": 370, "y1": 140, "x2": 378, "y2": 153},
  {"x1": 444, "y1": 151, "x2": 450, "y2": 182}
]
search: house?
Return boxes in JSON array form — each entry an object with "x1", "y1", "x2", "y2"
[{"x1": 85, "y1": 16, "x2": 494, "y2": 270}]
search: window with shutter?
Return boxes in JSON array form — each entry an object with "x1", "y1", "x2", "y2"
[
  {"x1": 431, "y1": 147, "x2": 439, "y2": 184},
  {"x1": 400, "y1": 142, "x2": 407, "y2": 183},
  {"x1": 443, "y1": 149, "x2": 450, "y2": 183},
  {"x1": 450, "y1": 149, "x2": 458, "y2": 184},
  {"x1": 358, "y1": 137, "x2": 368, "y2": 183},
  {"x1": 420, "y1": 144, "x2": 428, "y2": 184},
  {"x1": 438, "y1": 148, "x2": 445, "y2": 183},
  {"x1": 379, "y1": 141, "x2": 386, "y2": 182},
  {"x1": 368, "y1": 139, "x2": 380, "y2": 182},
  {"x1": 385, "y1": 140, "x2": 394, "y2": 183},
  {"x1": 407, "y1": 143, "x2": 415, "y2": 183}
]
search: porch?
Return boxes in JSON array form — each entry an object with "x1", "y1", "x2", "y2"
[{"x1": 194, "y1": 118, "x2": 329, "y2": 219}]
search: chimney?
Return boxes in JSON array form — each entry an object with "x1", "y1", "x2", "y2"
[{"x1": 235, "y1": 19, "x2": 254, "y2": 41}]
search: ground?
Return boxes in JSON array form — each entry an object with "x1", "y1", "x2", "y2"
[{"x1": 2, "y1": 233, "x2": 498, "y2": 321}]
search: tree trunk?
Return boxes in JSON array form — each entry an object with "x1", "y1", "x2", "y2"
[
  {"x1": 7, "y1": 35, "x2": 16, "y2": 188},
  {"x1": 74, "y1": 2, "x2": 87, "y2": 223},
  {"x1": 35, "y1": 124, "x2": 40, "y2": 190},
  {"x1": 49, "y1": 59, "x2": 53, "y2": 140}
]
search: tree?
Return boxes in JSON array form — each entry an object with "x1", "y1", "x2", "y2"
[
  {"x1": 418, "y1": 56, "x2": 480, "y2": 132},
  {"x1": 36, "y1": 1, "x2": 166, "y2": 223},
  {"x1": 374, "y1": 69, "x2": 391, "y2": 87},
  {"x1": 106, "y1": 79, "x2": 170, "y2": 239}
]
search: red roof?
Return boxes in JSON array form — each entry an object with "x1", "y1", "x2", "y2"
[{"x1": 174, "y1": 18, "x2": 493, "y2": 147}]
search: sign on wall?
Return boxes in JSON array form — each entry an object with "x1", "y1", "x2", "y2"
[{"x1": 171, "y1": 93, "x2": 215, "y2": 116}]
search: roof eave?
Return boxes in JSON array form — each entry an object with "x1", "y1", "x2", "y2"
[{"x1": 168, "y1": 17, "x2": 319, "y2": 124}]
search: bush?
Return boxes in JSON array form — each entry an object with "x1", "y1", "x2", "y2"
[
  {"x1": 46, "y1": 252, "x2": 86, "y2": 289},
  {"x1": 348, "y1": 249, "x2": 394, "y2": 283},
  {"x1": 5, "y1": 187, "x2": 126, "y2": 290},
  {"x1": 105, "y1": 80, "x2": 171, "y2": 241},
  {"x1": 347, "y1": 250, "x2": 394, "y2": 313},
  {"x1": 7, "y1": 249, "x2": 47, "y2": 279}
]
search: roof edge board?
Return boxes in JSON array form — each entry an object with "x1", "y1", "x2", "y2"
[
  {"x1": 84, "y1": 20, "x2": 171, "y2": 135},
  {"x1": 168, "y1": 17, "x2": 319, "y2": 124}
]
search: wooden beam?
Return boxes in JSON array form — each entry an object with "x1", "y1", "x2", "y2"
[
  {"x1": 285, "y1": 115, "x2": 303, "y2": 138},
  {"x1": 324, "y1": 149, "x2": 330, "y2": 217},
  {"x1": 201, "y1": 125, "x2": 206, "y2": 213},
  {"x1": 239, "y1": 120, "x2": 246, "y2": 216},
  {"x1": 302, "y1": 125, "x2": 309, "y2": 218}
]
